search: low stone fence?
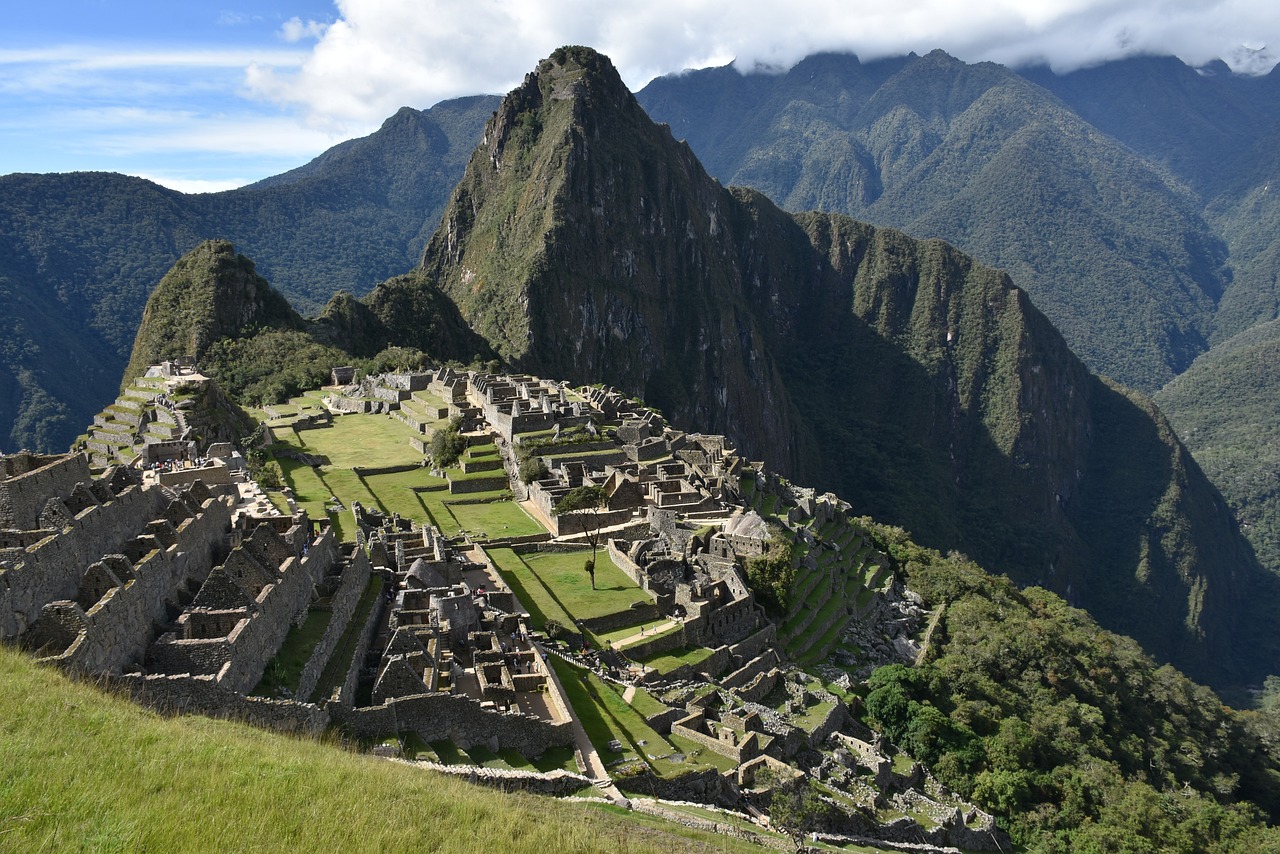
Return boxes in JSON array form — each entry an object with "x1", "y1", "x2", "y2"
[
  {"x1": 333, "y1": 691, "x2": 574, "y2": 757},
  {"x1": 352, "y1": 463, "x2": 423, "y2": 477},
  {"x1": 446, "y1": 474, "x2": 508, "y2": 494},
  {"x1": 612, "y1": 767, "x2": 739, "y2": 809},
  {"x1": 113, "y1": 671, "x2": 328, "y2": 736},
  {"x1": 391, "y1": 759, "x2": 591, "y2": 796}
]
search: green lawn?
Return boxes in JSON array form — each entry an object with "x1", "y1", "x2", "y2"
[
  {"x1": 268, "y1": 411, "x2": 527, "y2": 543},
  {"x1": 549, "y1": 658, "x2": 731, "y2": 780},
  {"x1": 289, "y1": 413, "x2": 424, "y2": 468},
  {"x1": 253, "y1": 609, "x2": 333, "y2": 698},
  {"x1": 619, "y1": 685, "x2": 671, "y2": 720},
  {"x1": 488, "y1": 548, "x2": 576, "y2": 630},
  {"x1": 519, "y1": 550, "x2": 649, "y2": 622},
  {"x1": 636, "y1": 645, "x2": 715, "y2": 675},
  {"x1": 446, "y1": 500, "x2": 544, "y2": 539},
  {"x1": 594, "y1": 618, "x2": 676, "y2": 647}
]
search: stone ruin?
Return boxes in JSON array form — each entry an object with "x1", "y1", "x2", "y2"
[{"x1": 334, "y1": 502, "x2": 575, "y2": 759}]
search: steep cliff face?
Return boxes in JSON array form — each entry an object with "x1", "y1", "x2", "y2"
[
  {"x1": 421, "y1": 47, "x2": 810, "y2": 472},
  {"x1": 123, "y1": 240, "x2": 304, "y2": 386},
  {"x1": 413, "y1": 46, "x2": 1271, "y2": 685}
]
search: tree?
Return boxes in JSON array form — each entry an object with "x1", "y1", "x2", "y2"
[
  {"x1": 759, "y1": 769, "x2": 827, "y2": 851},
  {"x1": 556, "y1": 484, "x2": 609, "y2": 589},
  {"x1": 429, "y1": 415, "x2": 468, "y2": 467}
]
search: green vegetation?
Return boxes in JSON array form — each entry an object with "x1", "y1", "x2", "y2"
[
  {"x1": 1156, "y1": 319, "x2": 1280, "y2": 576},
  {"x1": 0, "y1": 644, "x2": 740, "y2": 853},
  {"x1": 555, "y1": 484, "x2": 609, "y2": 587},
  {"x1": 487, "y1": 548, "x2": 648, "y2": 631},
  {"x1": 429, "y1": 416, "x2": 469, "y2": 467},
  {"x1": 548, "y1": 656, "x2": 727, "y2": 779},
  {"x1": 309, "y1": 574, "x2": 383, "y2": 704},
  {"x1": 851, "y1": 519, "x2": 1280, "y2": 851},
  {"x1": 254, "y1": 609, "x2": 333, "y2": 698},
  {"x1": 744, "y1": 534, "x2": 796, "y2": 614},
  {"x1": 636, "y1": 646, "x2": 715, "y2": 676},
  {"x1": 639, "y1": 51, "x2": 1225, "y2": 394}
]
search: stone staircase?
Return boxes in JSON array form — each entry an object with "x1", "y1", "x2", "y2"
[{"x1": 80, "y1": 377, "x2": 190, "y2": 468}]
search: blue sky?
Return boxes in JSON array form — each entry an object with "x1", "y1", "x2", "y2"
[{"x1": 4, "y1": 1, "x2": 1278, "y2": 193}]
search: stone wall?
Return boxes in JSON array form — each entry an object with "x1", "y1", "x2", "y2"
[
  {"x1": 613, "y1": 768, "x2": 739, "y2": 809},
  {"x1": 114, "y1": 671, "x2": 328, "y2": 736},
  {"x1": 334, "y1": 691, "x2": 574, "y2": 757},
  {"x1": 728, "y1": 624, "x2": 778, "y2": 663},
  {"x1": 297, "y1": 547, "x2": 372, "y2": 702},
  {"x1": 0, "y1": 453, "x2": 91, "y2": 530},
  {"x1": 446, "y1": 474, "x2": 509, "y2": 494},
  {"x1": 391, "y1": 760, "x2": 591, "y2": 796},
  {"x1": 157, "y1": 465, "x2": 232, "y2": 489},
  {"x1": 34, "y1": 496, "x2": 231, "y2": 674},
  {"x1": 670, "y1": 713, "x2": 761, "y2": 763},
  {"x1": 150, "y1": 525, "x2": 338, "y2": 692},
  {"x1": 1, "y1": 483, "x2": 173, "y2": 638},
  {"x1": 334, "y1": 583, "x2": 385, "y2": 707}
]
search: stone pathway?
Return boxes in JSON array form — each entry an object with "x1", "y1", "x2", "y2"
[
  {"x1": 535, "y1": 642, "x2": 630, "y2": 807},
  {"x1": 610, "y1": 620, "x2": 678, "y2": 650}
]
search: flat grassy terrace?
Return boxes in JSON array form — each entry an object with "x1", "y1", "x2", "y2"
[
  {"x1": 549, "y1": 656, "x2": 731, "y2": 779},
  {"x1": 268, "y1": 410, "x2": 544, "y2": 543},
  {"x1": 487, "y1": 548, "x2": 650, "y2": 631},
  {"x1": 635, "y1": 645, "x2": 716, "y2": 675},
  {"x1": 253, "y1": 608, "x2": 333, "y2": 698},
  {"x1": 289, "y1": 412, "x2": 424, "y2": 468}
]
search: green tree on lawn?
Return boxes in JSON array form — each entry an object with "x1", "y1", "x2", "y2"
[{"x1": 556, "y1": 484, "x2": 609, "y2": 589}]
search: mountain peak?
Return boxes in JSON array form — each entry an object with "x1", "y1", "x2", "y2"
[{"x1": 122, "y1": 240, "x2": 304, "y2": 387}]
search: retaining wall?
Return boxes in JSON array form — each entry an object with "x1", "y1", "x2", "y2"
[
  {"x1": 296, "y1": 548, "x2": 373, "y2": 702},
  {"x1": 0, "y1": 484, "x2": 176, "y2": 638},
  {"x1": 334, "y1": 691, "x2": 574, "y2": 757}
]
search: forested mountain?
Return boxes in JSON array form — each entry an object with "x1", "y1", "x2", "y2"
[
  {"x1": 0, "y1": 95, "x2": 498, "y2": 454},
  {"x1": 367, "y1": 46, "x2": 1274, "y2": 688},
  {"x1": 1156, "y1": 320, "x2": 1280, "y2": 576},
  {"x1": 636, "y1": 50, "x2": 1229, "y2": 393}
]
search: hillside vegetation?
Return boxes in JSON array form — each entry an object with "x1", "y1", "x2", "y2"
[
  {"x1": 860, "y1": 521, "x2": 1280, "y2": 851},
  {"x1": 1156, "y1": 320, "x2": 1280, "y2": 575},
  {"x1": 0, "y1": 96, "x2": 498, "y2": 454},
  {"x1": 637, "y1": 50, "x2": 1228, "y2": 392}
]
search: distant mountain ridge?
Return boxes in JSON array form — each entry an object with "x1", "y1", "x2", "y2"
[
  {"x1": 636, "y1": 50, "x2": 1232, "y2": 393},
  {"x1": 0, "y1": 95, "x2": 499, "y2": 454},
  {"x1": 6, "y1": 50, "x2": 1279, "y2": 455}
]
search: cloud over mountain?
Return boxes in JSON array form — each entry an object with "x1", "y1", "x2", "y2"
[{"x1": 248, "y1": 0, "x2": 1280, "y2": 127}]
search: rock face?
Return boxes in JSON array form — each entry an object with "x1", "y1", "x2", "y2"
[
  {"x1": 636, "y1": 50, "x2": 1229, "y2": 393},
  {"x1": 408, "y1": 46, "x2": 1276, "y2": 686}
]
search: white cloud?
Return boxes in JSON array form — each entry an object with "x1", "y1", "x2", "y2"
[
  {"x1": 129, "y1": 173, "x2": 251, "y2": 193},
  {"x1": 244, "y1": 0, "x2": 1280, "y2": 129},
  {"x1": 281, "y1": 17, "x2": 330, "y2": 43}
]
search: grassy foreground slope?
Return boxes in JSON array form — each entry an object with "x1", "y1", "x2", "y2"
[{"x1": 0, "y1": 647, "x2": 745, "y2": 853}]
